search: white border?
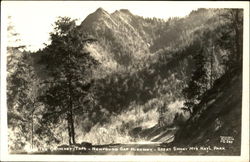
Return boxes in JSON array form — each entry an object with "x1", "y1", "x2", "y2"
[{"x1": 1, "y1": 1, "x2": 249, "y2": 162}]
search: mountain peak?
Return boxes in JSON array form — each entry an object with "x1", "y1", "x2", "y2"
[
  {"x1": 95, "y1": 7, "x2": 109, "y2": 15},
  {"x1": 81, "y1": 7, "x2": 110, "y2": 24},
  {"x1": 80, "y1": 7, "x2": 116, "y2": 31},
  {"x1": 119, "y1": 9, "x2": 132, "y2": 14},
  {"x1": 112, "y1": 9, "x2": 133, "y2": 16}
]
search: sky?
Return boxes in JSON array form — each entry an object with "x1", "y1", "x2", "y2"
[{"x1": 2, "y1": 1, "x2": 247, "y2": 52}]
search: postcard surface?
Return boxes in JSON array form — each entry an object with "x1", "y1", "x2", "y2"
[{"x1": 1, "y1": 1, "x2": 249, "y2": 161}]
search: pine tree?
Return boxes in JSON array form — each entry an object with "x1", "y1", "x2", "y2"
[
  {"x1": 7, "y1": 16, "x2": 26, "y2": 75},
  {"x1": 182, "y1": 42, "x2": 209, "y2": 113},
  {"x1": 7, "y1": 17, "x2": 40, "y2": 151},
  {"x1": 220, "y1": 9, "x2": 243, "y2": 67},
  {"x1": 38, "y1": 17, "x2": 99, "y2": 145},
  {"x1": 7, "y1": 51, "x2": 40, "y2": 151}
]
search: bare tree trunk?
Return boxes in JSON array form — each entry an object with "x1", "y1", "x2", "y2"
[
  {"x1": 234, "y1": 14, "x2": 240, "y2": 62},
  {"x1": 31, "y1": 111, "x2": 34, "y2": 149},
  {"x1": 68, "y1": 77, "x2": 76, "y2": 145},
  {"x1": 210, "y1": 45, "x2": 214, "y2": 88},
  {"x1": 67, "y1": 113, "x2": 72, "y2": 145},
  {"x1": 70, "y1": 103, "x2": 76, "y2": 144},
  {"x1": 231, "y1": 10, "x2": 241, "y2": 63},
  {"x1": 158, "y1": 104, "x2": 165, "y2": 127}
]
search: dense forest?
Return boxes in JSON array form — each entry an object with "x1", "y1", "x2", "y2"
[{"x1": 7, "y1": 8, "x2": 243, "y2": 154}]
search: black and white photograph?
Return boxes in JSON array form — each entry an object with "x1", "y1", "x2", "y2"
[{"x1": 1, "y1": 1, "x2": 249, "y2": 161}]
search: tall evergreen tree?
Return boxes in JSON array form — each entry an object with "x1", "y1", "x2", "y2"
[
  {"x1": 182, "y1": 41, "x2": 209, "y2": 113},
  {"x1": 220, "y1": 9, "x2": 243, "y2": 67},
  {"x1": 38, "y1": 17, "x2": 99, "y2": 145},
  {"x1": 7, "y1": 17, "x2": 40, "y2": 151}
]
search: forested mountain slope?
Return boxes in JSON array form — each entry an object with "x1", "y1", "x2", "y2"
[
  {"x1": 167, "y1": 66, "x2": 242, "y2": 155},
  {"x1": 6, "y1": 7, "x2": 243, "y2": 153},
  {"x1": 76, "y1": 8, "x2": 234, "y2": 130},
  {"x1": 79, "y1": 8, "x2": 217, "y2": 69}
]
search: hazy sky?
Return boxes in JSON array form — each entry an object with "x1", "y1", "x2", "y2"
[{"x1": 2, "y1": 1, "x2": 246, "y2": 52}]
